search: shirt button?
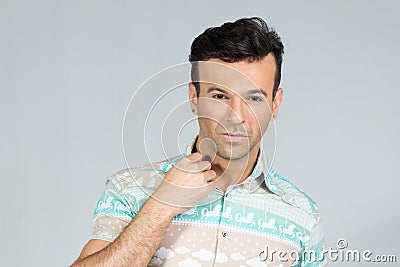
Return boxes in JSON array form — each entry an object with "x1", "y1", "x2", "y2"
[{"x1": 222, "y1": 231, "x2": 228, "y2": 237}]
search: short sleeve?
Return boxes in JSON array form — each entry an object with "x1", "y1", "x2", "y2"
[
  {"x1": 91, "y1": 177, "x2": 136, "y2": 242},
  {"x1": 300, "y1": 213, "x2": 328, "y2": 267}
]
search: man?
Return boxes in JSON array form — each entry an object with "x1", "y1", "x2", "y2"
[{"x1": 72, "y1": 17, "x2": 327, "y2": 266}]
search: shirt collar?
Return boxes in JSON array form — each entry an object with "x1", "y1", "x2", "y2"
[{"x1": 184, "y1": 135, "x2": 284, "y2": 196}]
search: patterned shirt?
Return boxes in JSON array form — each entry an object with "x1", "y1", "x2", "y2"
[{"x1": 91, "y1": 137, "x2": 327, "y2": 267}]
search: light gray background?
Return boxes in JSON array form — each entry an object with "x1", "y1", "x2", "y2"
[{"x1": 1, "y1": 1, "x2": 399, "y2": 266}]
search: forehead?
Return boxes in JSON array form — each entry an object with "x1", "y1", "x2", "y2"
[{"x1": 197, "y1": 54, "x2": 276, "y2": 94}]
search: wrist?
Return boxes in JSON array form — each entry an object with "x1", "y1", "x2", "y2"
[{"x1": 145, "y1": 196, "x2": 182, "y2": 220}]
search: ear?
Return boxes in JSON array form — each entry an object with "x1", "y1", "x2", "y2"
[
  {"x1": 188, "y1": 82, "x2": 198, "y2": 115},
  {"x1": 271, "y1": 88, "x2": 284, "y2": 119}
]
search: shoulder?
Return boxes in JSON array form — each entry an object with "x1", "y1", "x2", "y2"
[
  {"x1": 105, "y1": 154, "x2": 185, "y2": 192},
  {"x1": 267, "y1": 167, "x2": 321, "y2": 218}
]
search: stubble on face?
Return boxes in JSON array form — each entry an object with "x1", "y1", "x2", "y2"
[
  {"x1": 198, "y1": 118, "x2": 257, "y2": 161},
  {"x1": 194, "y1": 55, "x2": 276, "y2": 163}
]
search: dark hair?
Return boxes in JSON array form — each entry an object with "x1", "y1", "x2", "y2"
[{"x1": 189, "y1": 17, "x2": 284, "y2": 100}]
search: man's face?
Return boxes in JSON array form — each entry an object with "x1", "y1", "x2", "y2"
[{"x1": 189, "y1": 54, "x2": 283, "y2": 161}]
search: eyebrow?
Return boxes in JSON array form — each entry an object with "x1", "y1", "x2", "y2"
[
  {"x1": 247, "y1": 89, "x2": 268, "y2": 97},
  {"x1": 207, "y1": 87, "x2": 268, "y2": 97},
  {"x1": 207, "y1": 87, "x2": 228, "y2": 94}
]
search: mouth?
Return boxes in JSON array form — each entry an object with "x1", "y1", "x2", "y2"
[{"x1": 220, "y1": 133, "x2": 248, "y2": 142}]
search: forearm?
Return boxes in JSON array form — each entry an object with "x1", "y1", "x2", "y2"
[{"x1": 72, "y1": 198, "x2": 177, "y2": 267}]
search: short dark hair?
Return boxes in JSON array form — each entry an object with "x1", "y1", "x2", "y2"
[{"x1": 189, "y1": 17, "x2": 284, "y2": 100}]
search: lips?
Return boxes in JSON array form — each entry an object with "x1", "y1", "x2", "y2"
[
  {"x1": 221, "y1": 133, "x2": 247, "y2": 137},
  {"x1": 220, "y1": 133, "x2": 248, "y2": 142}
]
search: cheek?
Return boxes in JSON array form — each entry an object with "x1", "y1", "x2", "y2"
[
  {"x1": 197, "y1": 98, "x2": 226, "y2": 122},
  {"x1": 249, "y1": 107, "x2": 271, "y2": 134},
  {"x1": 198, "y1": 117, "x2": 223, "y2": 137}
]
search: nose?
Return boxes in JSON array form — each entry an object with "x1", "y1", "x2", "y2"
[{"x1": 224, "y1": 97, "x2": 246, "y2": 124}]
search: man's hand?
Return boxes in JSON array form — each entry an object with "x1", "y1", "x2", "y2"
[
  {"x1": 73, "y1": 152, "x2": 217, "y2": 266},
  {"x1": 153, "y1": 152, "x2": 217, "y2": 215}
]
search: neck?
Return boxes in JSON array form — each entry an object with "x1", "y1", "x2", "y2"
[{"x1": 193, "y1": 135, "x2": 260, "y2": 191}]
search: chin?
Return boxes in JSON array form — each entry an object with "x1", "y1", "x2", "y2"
[{"x1": 216, "y1": 147, "x2": 252, "y2": 161}]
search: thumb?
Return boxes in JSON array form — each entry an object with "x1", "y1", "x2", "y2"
[{"x1": 185, "y1": 152, "x2": 202, "y2": 162}]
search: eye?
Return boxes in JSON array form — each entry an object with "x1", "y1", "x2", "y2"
[
  {"x1": 246, "y1": 96, "x2": 264, "y2": 102},
  {"x1": 212, "y1": 94, "x2": 228, "y2": 100}
]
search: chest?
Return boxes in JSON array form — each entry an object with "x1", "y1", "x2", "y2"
[{"x1": 148, "y1": 192, "x2": 312, "y2": 267}]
